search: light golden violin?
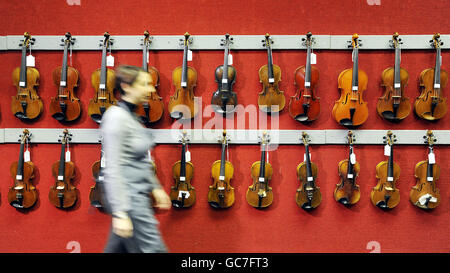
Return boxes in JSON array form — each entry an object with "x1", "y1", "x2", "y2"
[
  {"x1": 334, "y1": 131, "x2": 360, "y2": 206},
  {"x1": 295, "y1": 132, "x2": 321, "y2": 210},
  {"x1": 371, "y1": 131, "x2": 400, "y2": 210},
  {"x1": 208, "y1": 130, "x2": 235, "y2": 209},
  {"x1": 410, "y1": 130, "x2": 441, "y2": 209},
  {"x1": 332, "y1": 33, "x2": 369, "y2": 127},
  {"x1": 377, "y1": 32, "x2": 411, "y2": 121},
  {"x1": 414, "y1": 33, "x2": 447, "y2": 120}
]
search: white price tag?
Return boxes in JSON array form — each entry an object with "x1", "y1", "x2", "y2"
[
  {"x1": 58, "y1": 175, "x2": 64, "y2": 181},
  {"x1": 428, "y1": 153, "x2": 436, "y2": 164},
  {"x1": 187, "y1": 49, "x2": 193, "y2": 61},
  {"x1": 178, "y1": 190, "x2": 190, "y2": 199},
  {"x1": 228, "y1": 54, "x2": 233, "y2": 65},
  {"x1": 307, "y1": 177, "x2": 314, "y2": 182},
  {"x1": 384, "y1": 145, "x2": 391, "y2": 156},
  {"x1": 181, "y1": 81, "x2": 187, "y2": 87},
  {"x1": 347, "y1": 174, "x2": 354, "y2": 179},
  {"x1": 106, "y1": 54, "x2": 114, "y2": 67},
  {"x1": 350, "y1": 153, "x2": 356, "y2": 164},
  {"x1": 185, "y1": 151, "x2": 191, "y2": 162},
  {"x1": 100, "y1": 156, "x2": 106, "y2": 168},
  {"x1": 65, "y1": 150, "x2": 71, "y2": 162},
  {"x1": 98, "y1": 176, "x2": 104, "y2": 181},
  {"x1": 222, "y1": 78, "x2": 228, "y2": 83},
  {"x1": 219, "y1": 176, "x2": 225, "y2": 181},
  {"x1": 310, "y1": 53, "x2": 317, "y2": 64},
  {"x1": 99, "y1": 83, "x2": 106, "y2": 89},
  {"x1": 180, "y1": 176, "x2": 186, "y2": 182},
  {"x1": 19, "y1": 81, "x2": 26, "y2": 87},
  {"x1": 387, "y1": 177, "x2": 393, "y2": 182},
  {"x1": 60, "y1": 81, "x2": 67, "y2": 87},
  {"x1": 304, "y1": 82, "x2": 311, "y2": 87},
  {"x1": 434, "y1": 83, "x2": 440, "y2": 89},
  {"x1": 303, "y1": 153, "x2": 311, "y2": 162},
  {"x1": 427, "y1": 177, "x2": 433, "y2": 182},
  {"x1": 26, "y1": 55, "x2": 35, "y2": 67},
  {"x1": 258, "y1": 177, "x2": 265, "y2": 182},
  {"x1": 269, "y1": 78, "x2": 275, "y2": 83},
  {"x1": 352, "y1": 86, "x2": 358, "y2": 91},
  {"x1": 394, "y1": 83, "x2": 401, "y2": 88},
  {"x1": 16, "y1": 175, "x2": 23, "y2": 180},
  {"x1": 24, "y1": 150, "x2": 30, "y2": 162},
  {"x1": 147, "y1": 50, "x2": 149, "y2": 63}
]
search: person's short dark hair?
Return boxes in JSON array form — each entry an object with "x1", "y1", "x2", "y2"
[{"x1": 115, "y1": 65, "x2": 147, "y2": 96}]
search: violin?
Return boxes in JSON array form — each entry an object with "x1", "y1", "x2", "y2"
[
  {"x1": 49, "y1": 32, "x2": 81, "y2": 122},
  {"x1": 371, "y1": 131, "x2": 400, "y2": 210},
  {"x1": 135, "y1": 30, "x2": 164, "y2": 124},
  {"x1": 169, "y1": 131, "x2": 196, "y2": 208},
  {"x1": 246, "y1": 131, "x2": 273, "y2": 209},
  {"x1": 208, "y1": 130, "x2": 235, "y2": 209},
  {"x1": 334, "y1": 131, "x2": 360, "y2": 206},
  {"x1": 88, "y1": 32, "x2": 117, "y2": 124},
  {"x1": 8, "y1": 129, "x2": 37, "y2": 209},
  {"x1": 289, "y1": 32, "x2": 320, "y2": 122},
  {"x1": 89, "y1": 139, "x2": 105, "y2": 208},
  {"x1": 11, "y1": 32, "x2": 43, "y2": 120},
  {"x1": 414, "y1": 33, "x2": 448, "y2": 120},
  {"x1": 410, "y1": 130, "x2": 441, "y2": 209},
  {"x1": 258, "y1": 34, "x2": 286, "y2": 113},
  {"x1": 49, "y1": 129, "x2": 78, "y2": 209},
  {"x1": 211, "y1": 34, "x2": 238, "y2": 115},
  {"x1": 168, "y1": 32, "x2": 199, "y2": 120},
  {"x1": 376, "y1": 33, "x2": 411, "y2": 121},
  {"x1": 332, "y1": 33, "x2": 369, "y2": 127},
  {"x1": 295, "y1": 132, "x2": 321, "y2": 210}
]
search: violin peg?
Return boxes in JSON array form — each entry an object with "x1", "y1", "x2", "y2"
[
  {"x1": 61, "y1": 38, "x2": 65, "y2": 42},
  {"x1": 230, "y1": 37, "x2": 234, "y2": 40}
]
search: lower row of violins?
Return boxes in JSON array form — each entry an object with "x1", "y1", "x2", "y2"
[{"x1": 8, "y1": 129, "x2": 440, "y2": 211}]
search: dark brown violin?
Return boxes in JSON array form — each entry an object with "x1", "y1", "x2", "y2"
[
  {"x1": 8, "y1": 129, "x2": 37, "y2": 209},
  {"x1": 11, "y1": 32, "x2": 43, "y2": 120},
  {"x1": 332, "y1": 33, "x2": 369, "y2": 127},
  {"x1": 208, "y1": 130, "x2": 235, "y2": 209},
  {"x1": 246, "y1": 131, "x2": 273, "y2": 209},
  {"x1": 258, "y1": 34, "x2": 286, "y2": 113},
  {"x1": 414, "y1": 33, "x2": 448, "y2": 120},
  {"x1": 50, "y1": 32, "x2": 81, "y2": 122},
  {"x1": 49, "y1": 129, "x2": 78, "y2": 209},
  {"x1": 371, "y1": 131, "x2": 400, "y2": 210},
  {"x1": 169, "y1": 131, "x2": 196, "y2": 208},
  {"x1": 334, "y1": 131, "x2": 360, "y2": 206},
  {"x1": 168, "y1": 32, "x2": 199, "y2": 120},
  {"x1": 295, "y1": 132, "x2": 321, "y2": 210},
  {"x1": 88, "y1": 32, "x2": 116, "y2": 124},
  {"x1": 211, "y1": 34, "x2": 238, "y2": 115},
  {"x1": 377, "y1": 33, "x2": 411, "y2": 121},
  {"x1": 289, "y1": 32, "x2": 320, "y2": 122},
  {"x1": 136, "y1": 30, "x2": 164, "y2": 125},
  {"x1": 410, "y1": 130, "x2": 441, "y2": 209},
  {"x1": 89, "y1": 139, "x2": 105, "y2": 208}
]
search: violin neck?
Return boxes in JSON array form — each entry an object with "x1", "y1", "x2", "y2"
[
  {"x1": 387, "y1": 145, "x2": 394, "y2": 179},
  {"x1": 305, "y1": 45, "x2": 312, "y2": 86},
  {"x1": 17, "y1": 141, "x2": 25, "y2": 178},
  {"x1": 393, "y1": 47, "x2": 401, "y2": 88},
  {"x1": 221, "y1": 44, "x2": 229, "y2": 91},
  {"x1": 181, "y1": 44, "x2": 188, "y2": 86},
  {"x1": 60, "y1": 43, "x2": 69, "y2": 86},
  {"x1": 142, "y1": 43, "x2": 148, "y2": 71},
  {"x1": 19, "y1": 46, "x2": 27, "y2": 86},
  {"x1": 259, "y1": 144, "x2": 266, "y2": 180},
  {"x1": 434, "y1": 47, "x2": 441, "y2": 86},
  {"x1": 427, "y1": 146, "x2": 434, "y2": 179},
  {"x1": 352, "y1": 47, "x2": 359, "y2": 89},
  {"x1": 180, "y1": 143, "x2": 186, "y2": 178},
  {"x1": 267, "y1": 45, "x2": 274, "y2": 81},
  {"x1": 347, "y1": 145, "x2": 354, "y2": 176},
  {"x1": 99, "y1": 44, "x2": 108, "y2": 88},
  {"x1": 58, "y1": 142, "x2": 66, "y2": 178},
  {"x1": 304, "y1": 144, "x2": 313, "y2": 180},
  {"x1": 219, "y1": 142, "x2": 226, "y2": 178}
]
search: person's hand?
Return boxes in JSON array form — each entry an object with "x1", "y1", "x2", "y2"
[
  {"x1": 152, "y1": 188, "x2": 171, "y2": 210},
  {"x1": 112, "y1": 212, "x2": 133, "y2": 238}
]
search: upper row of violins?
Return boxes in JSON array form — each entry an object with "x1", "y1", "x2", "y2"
[{"x1": 11, "y1": 31, "x2": 447, "y2": 126}]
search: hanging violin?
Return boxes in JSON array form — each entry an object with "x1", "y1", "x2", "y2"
[
  {"x1": 49, "y1": 32, "x2": 81, "y2": 122},
  {"x1": 334, "y1": 131, "x2": 360, "y2": 206},
  {"x1": 258, "y1": 34, "x2": 286, "y2": 113},
  {"x1": 289, "y1": 32, "x2": 320, "y2": 122},
  {"x1": 332, "y1": 33, "x2": 369, "y2": 127},
  {"x1": 295, "y1": 132, "x2": 321, "y2": 210},
  {"x1": 89, "y1": 139, "x2": 105, "y2": 208},
  {"x1": 414, "y1": 33, "x2": 447, "y2": 120},
  {"x1": 49, "y1": 129, "x2": 78, "y2": 209},
  {"x1": 246, "y1": 131, "x2": 273, "y2": 209},
  {"x1": 371, "y1": 131, "x2": 400, "y2": 210},
  {"x1": 135, "y1": 30, "x2": 164, "y2": 124},
  {"x1": 376, "y1": 32, "x2": 411, "y2": 121},
  {"x1": 169, "y1": 131, "x2": 196, "y2": 208},
  {"x1": 211, "y1": 34, "x2": 238, "y2": 115},
  {"x1": 8, "y1": 129, "x2": 38, "y2": 209},
  {"x1": 11, "y1": 32, "x2": 43, "y2": 120},
  {"x1": 168, "y1": 32, "x2": 199, "y2": 120},
  {"x1": 410, "y1": 130, "x2": 441, "y2": 209},
  {"x1": 208, "y1": 130, "x2": 235, "y2": 209},
  {"x1": 88, "y1": 32, "x2": 116, "y2": 124}
]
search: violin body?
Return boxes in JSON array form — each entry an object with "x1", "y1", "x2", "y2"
[
  {"x1": 334, "y1": 159, "x2": 360, "y2": 205},
  {"x1": 371, "y1": 161, "x2": 400, "y2": 209},
  {"x1": 377, "y1": 67, "x2": 411, "y2": 121},
  {"x1": 8, "y1": 161, "x2": 37, "y2": 209},
  {"x1": 410, "y1": 160, "x2": 441, "y2": 209},
  {"x1": 295, "y1": 161, "x2": 321, "y2": 210},
  {"x1": 258, "y1": 64, "x2": 285, "y2": 113},
  {"x1": 169, "y1": 160, "x2": 196, "y2": 208},
  {"x1": 289, "y1": 65, "x2": 320, "y2": 122},
  {"x1": 50, "y1": 66, "x2": 81, "y2": 122},
  {"x1": 211, "y1": 65, "x2": 238, "y2": 114},
  {"x1": 136, "y1": 66, "x2": 164, "y2": 124},
  {"x1": 414, "y1": 68, "x2": 448, "y2": 120},
  {"x1": 11, "y1": 66, "x2": 43, "y2": 120},
  {"x1": 333, "y1": 68, "x2": 369, "y2": 127},
  {"x1": 49, "y1": 160, "x2": 77, "y2": 208},
  {"x1": 88, "y1": 67, "x2": 117, "y2": 123},
  {"x1": 168, "y1": 66, "x2": 199, "y2": 119},
  {"x1": 246, "y1": 161, "x2": 273, "y2": 208},
  {"x1": 89, "y1": 160, "x2": 104, "y2": 208},
  {"x1": 208, "y1": 160, "x2": 235, "y2": 208}
]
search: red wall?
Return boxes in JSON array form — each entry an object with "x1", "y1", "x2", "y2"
[{"x1": 0, "y1": 0, "x2": 448, "y2": 253}]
